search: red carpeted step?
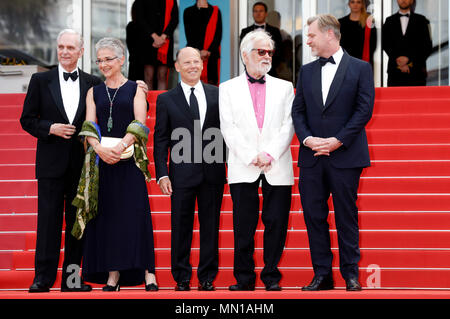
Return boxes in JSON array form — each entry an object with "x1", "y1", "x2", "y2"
[
  {"x1": 0, "y1": 164, "x2": 35, "y2": 180},
  {"x1": 375, "y1": 86, "x2": 450, "y2": 100},
  {"x1": 367, "y1": 128, "x2": 450, "y2": 144},
  {"x1": 2, "y1": 194, "x2": 450, "y2": 214},
  {"x1": 372, "y1": 99, "x2": 450, "y2": 115},
  {"x1": 8, "y1": 248, "x2": 450, "y2": 272},
  {"x1": 3, "y1": 229, "x2": 450, "y2": 251},
  {"x1": 2, "y1": 268, "x2": 450, "y2": 290},
  {"x1": 369, "y1": 144, "x2": 450, "y2": 161},
  {"x1": 0, "y1": 119, "x2": 24, "y2": 134},
  {"x1": 2, "y1": 211, "x2": 450, "y2": 232},
  {"x1": 368, "y1": 113, "x2": 450, "y2": 129},
  {"x1": 0, "y1": 106, "x2": 23, "y2": 119},
  {"x1": 2, "y1": 177, "x2": 450, "y2": 197},
  {"x1": 0, "y1": 134, "x2": 36, "y2": 148},
  {"x1": 0, "y1": 94, "x2": 25, "y2": 106},
  {"x1": 0, "y1": 149, "x2": 36, "y2": 164}
]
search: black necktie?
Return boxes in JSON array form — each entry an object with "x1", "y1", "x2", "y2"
[
  {"x1": 399, "y1": 13, "x2": 410, "y2": 17},
  {"x1": 246, "y1": 71, "x2": 265, "y2": 84},
  {"x1": 319, "y1": 56, "x2": 336, "y2": 67},
  {"x1": 63, "y1": 71, "x2": 78, "y2": 81},
  {"x1": 189, "y1": 87, "x2": 200, "y2": 121}
]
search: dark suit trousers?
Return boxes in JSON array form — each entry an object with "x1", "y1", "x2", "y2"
[
  {"x1": 299, "y1": 156, "x2": 362, "y2": 280},
  {"x1": 34, "y1": 169, "x2": 84, "y2": 288},
  {"x1": 170, "y1": 181, "x2": 223, "y2": 283},
  {"x1": 229, "y1": 175, "x2": 292, "y2": 286}
]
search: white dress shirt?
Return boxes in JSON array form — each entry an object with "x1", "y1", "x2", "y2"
[
  {"x1": 58, "y1": 64, "x2": 80, "y2": 124},
  {"x1": 180, "y1": 80, "x2": 207, "y2": 129},
  {"x1": 321, "y1": 47, "x2": 344, "y2": 105},
  {"x1": 399, "y1": 10, "x2": 411, "y2": 35},
  {"x1": 303, "y1": 47, "x2": 344, "y2": 146}
]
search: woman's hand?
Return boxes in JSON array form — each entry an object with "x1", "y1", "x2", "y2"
[{"x1": 95, "y1": 144, "x2": 121, "y2": 165}]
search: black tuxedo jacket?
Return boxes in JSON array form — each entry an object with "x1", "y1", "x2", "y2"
[
  {"x1": 20, "y1": 67, "x2": 102, "y2": 179},
  {"x1": 153, "y1": 82, "x2": 226, "y2": 188},
  {"x1": 292, "y1": 51, "x2": 374, "y2": 169},
  {"x1": 382, "y1": 12, "x2": 432, "y2": 85}
]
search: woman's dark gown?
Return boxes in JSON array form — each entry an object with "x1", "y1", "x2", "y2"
[{"x1": 82, "y1": 80, "x2": 155, "y2": 286}]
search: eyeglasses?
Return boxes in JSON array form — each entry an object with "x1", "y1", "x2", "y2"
[
  {"x1": 252, "y1": 49, "x2": 275, "y2": 57},
  {"x1": 95, "y1": 56, "x2": 118, "y2": 65}
]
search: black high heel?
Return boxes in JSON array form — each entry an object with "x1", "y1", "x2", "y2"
[
  {"x1": 102, "y1": 284, "x2": 120, "y2": 292},
  {"x1": 145, "y1": 283, "x2": 159, "y2": 291}
]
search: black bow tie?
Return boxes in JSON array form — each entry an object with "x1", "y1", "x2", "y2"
[
  {"x1": 399, "y1": 13, "x2": 410, "y2": 17},
  {"x1": 246, "y1": 71, "x2": 265, "y2": 84},
  {"x1": 63, "y1": 71, "x2": 78, "y2": 81},
  {"x1": 254, "y1": 25, "x2": 264, "y2": 29},
  {"x1": 319, "y1": 56, "x2": 336, "y2": 66}
]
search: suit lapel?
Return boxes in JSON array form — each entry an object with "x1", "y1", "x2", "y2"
[
  {"x1": 261, "y1": 75, "x2": 274, "y2": 135},
  {"x1": 324, "y1": 52, "x2": 350, "y2": 111},
  {"x1": 174, "y1": 83, "x2": 195, "y2": 129},
  {"x1": 48, "y1": 67, "x2": 69, "y2": 123},
  {"x1": 312, "y1": 61, "x2": 324, "y2": 110},
  {"x1": 73, "y1": 68, "x2": 89, "y2": 124},
  {"x1": 201, "y1": 82, "x2": 213, "y2": 131}
]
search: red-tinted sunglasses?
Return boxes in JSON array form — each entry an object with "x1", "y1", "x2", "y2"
[{"x1": 252, "y1": 49, "x2": 275, "y2": 57}]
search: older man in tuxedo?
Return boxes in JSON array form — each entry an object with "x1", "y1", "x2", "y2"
[
  {"x1": 292, "y1": 14, "x2": 374, "y2": 291},
  {"x1": 20, "y1": 29, "x2": 102, "y2": 292},
  {"x1": 220, "y1": 30, "x2": 294, "y2": 291},
  {"x1": 153, "y1": 47, "x2": 226, "y2": 292}
]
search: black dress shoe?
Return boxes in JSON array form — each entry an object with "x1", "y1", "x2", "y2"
[
  {"x1": 301, "y1": 275, "x2": 334, "y2": 291},
  {"x1": 229, "y1": 283, "x2": 255, "y2": 291},
  {"x1": 29, "y1": 282, "x2": 50, "y2": 293},
  {"x1": 346, "y1": 277, "x2": 362, "y2": 291},
  {"x1": 265, "y1": 283, "x2": 282, "y2": 291},
  {"x1": 61, "y1": 283, "x2": 92, "y2": 292},
  {"x1": 175, "y1": 281, "x2": 190, "y2": 291},
  {"x1": 145, "y1": 283, "x2": 159, "y2": 291},
  {"x1": 198, "y1": 281, "x2": 215, "y2": 291}
]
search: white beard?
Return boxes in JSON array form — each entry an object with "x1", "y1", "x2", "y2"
[{"x1": 257, "y1": 60, "x2": 272, "y2": 75}]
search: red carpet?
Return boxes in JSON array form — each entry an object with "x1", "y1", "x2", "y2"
[{"x1": 1, "y1": 86, "x2": 450, "y2": 297}]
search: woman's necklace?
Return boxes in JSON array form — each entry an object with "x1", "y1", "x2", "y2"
[{"x1": 105, "y1": 79, "x2": 126, "y2": 132}]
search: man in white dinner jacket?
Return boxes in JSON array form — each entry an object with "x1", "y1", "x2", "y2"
[{"x1": 219, "y1": 30, "x2": 294, "y2": 291}]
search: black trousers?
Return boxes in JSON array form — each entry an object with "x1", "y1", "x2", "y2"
[
  {"x1": 34, "y1": 170, "x2": 84, "y2": 288},
  {"x1": 299, "y1": 157, "x2": 363, "y2": 280},
  {"x1": 229, "y1": 175, "x2": 292, "y2": 286},
  {"x1": 170, "y1": 181, "x2": 224, "y2": 283}
]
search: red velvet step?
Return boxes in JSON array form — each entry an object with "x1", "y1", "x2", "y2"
[
  {"x1": 2, "y1": 268, "x2": 450, "y2": 290},
  {"x1": 2, "y1": 211, "x2": 450, "y2": 232},
  {"x1": 2, "y1": 177, "x2": 450, "y2": 197},
  {"x1": 2, "y1": 229, "x2": 450, "y2": 251},
  {"x1": 374, "y1": 86, "x2": 450, "y2": 100},
  {"x1": 367, "y1": 113, "x2": 450, "y2": 129},
  {"x1": 7, "y1": 248, "x2": 450, "y2": 271},
  {"x1": 2, "y1": 193, "x2": 450, "y2": 214},
  {"x1": 372, "y1": 99, "x2": 450, "y2": 115},
  {"x1": 0, "y1": 94, "x2": 25, "y2": 106}
]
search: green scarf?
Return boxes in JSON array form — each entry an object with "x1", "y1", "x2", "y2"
[{"x1": 71, "y1": 120, "x2": 151, "y2": 240}]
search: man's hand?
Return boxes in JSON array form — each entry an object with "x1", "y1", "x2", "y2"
[
  {"x1": 251, "y1": 152, "x2": 273, "y2": 173},
  {"x1": 305, "y1": 137, "x2": 342, "y2": 156},
  {"x1": 49, "y1": 123, "x2": 76, "y2": 139},
  {"x1": 396, "y1": 56, "x2": 409, "y2": 67},
  {"x1": 159, "y1": 177, "x2": 173, "y2": 195},
  {"x1": 200, "y1": 50, "x2": 211, "y2": 61}
]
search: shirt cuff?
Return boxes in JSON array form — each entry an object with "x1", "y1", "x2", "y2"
[
  {"x1": 157, "y1": 176, "x2": 168, "y2": 184},
  {"x1": 303, "y1": 136, "x2": 313, "y2": 146}
]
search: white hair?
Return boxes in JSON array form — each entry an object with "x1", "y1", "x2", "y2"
[
  {"x1": 239, "y1": 30, "x2": 275, "y2": 63},
  {"x1": 57, "y1": 29, "x2": 84, "y2": 49},
  {"x1": 95, "y1": 37, "x2": 125, "y2": 58}
]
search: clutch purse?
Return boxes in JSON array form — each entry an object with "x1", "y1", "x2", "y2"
[{"x1": 100, "y1": 137, "x2": 134, "y2": 160}]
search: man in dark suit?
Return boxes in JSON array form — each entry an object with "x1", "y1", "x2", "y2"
[
  {"x1": 153, "y1": 47, "x2": 226, "y2": 291},
  {"x1": 382, "y1": 0, "x2": 432, "y2": 86},
  {"x1": 239, "y1": 2, "x2": 282, "y2": 77},
  {"x1": 20, "y1": 29, "x2": 102, "y2": 292},
  {"x1": 292, "y1": 14, "x2": 374, "y2": 291}
]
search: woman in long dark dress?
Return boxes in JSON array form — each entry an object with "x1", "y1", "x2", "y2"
[
  {"x1": 184, "y1": 0, "x2": 222, "y2": 85},
  {"x1": 339, "y1": 0, "x2": 377, "y2": 66},
  {"x1": 81, "y1": 38, "x2": 157, "y2": 291}
]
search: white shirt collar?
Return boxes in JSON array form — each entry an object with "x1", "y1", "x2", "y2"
[
  {"x1": 58, "y1": 64, "x2": 78, "y2": 75},
  {"x1": 331, "y1": 47, "x2": 344, "y2": 66},
  {"x1": 180, "y1": 80, "x2": 203, "y2": 94}
]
